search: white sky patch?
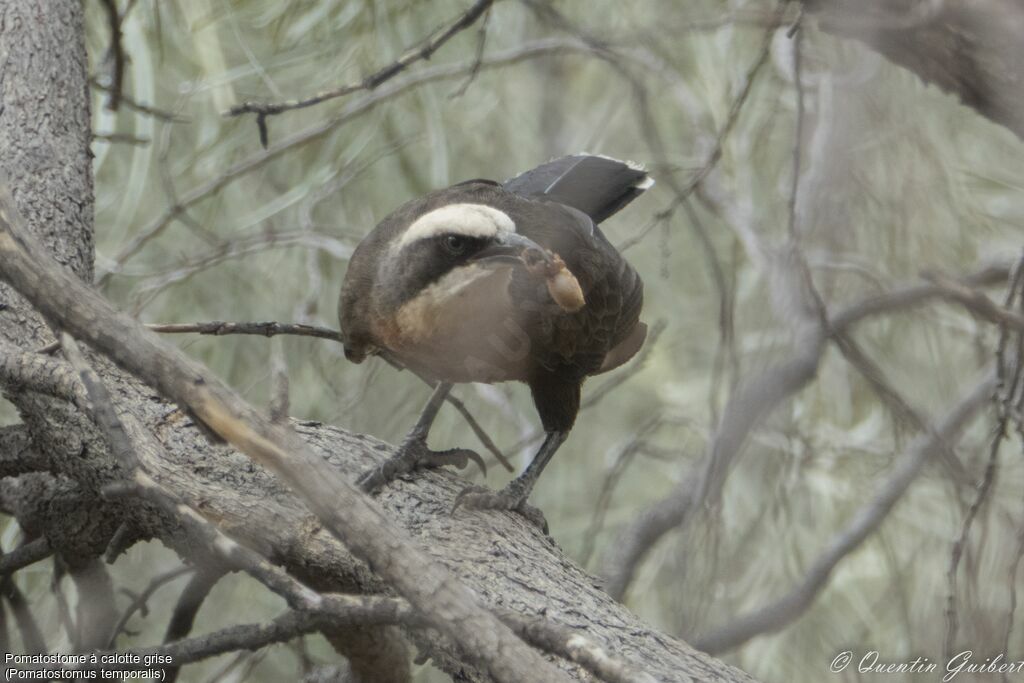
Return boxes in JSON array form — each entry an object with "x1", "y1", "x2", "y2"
[{"x1": 397, "y1": 203, "x2": 515, "y2": 249}]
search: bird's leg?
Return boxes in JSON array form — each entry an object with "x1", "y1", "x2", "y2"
[
  {"x1": 453, "y1": 430, "x2": 568, "y2": 531},
  {"x1": 357, "y1": 382, "x2": 486, "y2": 492}
]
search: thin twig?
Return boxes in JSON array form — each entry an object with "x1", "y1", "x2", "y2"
[
  {"x1": 921, "y1": 272, "x2": 1024, "y2": 332},
  {"x1": 442, "y1": 390, "x2": 514, "y2": 472},
  {"x1": 89, "y1": 78, "x2": 189, "y2": 122},
  {"x1": 92, "y1": 132, "x2": 150, "y2": 146},
  {"x1": 833, "y1": 332, "x2": 971, "y2": 485},
  {"x1": 578, "y1": 416, "x2": 666, "y2": 566},
  {"x1": 0, "y1": 538, "x2": 52, "y2": 575},
  {"x1": 97, "y1": 38, "x2": 596, "y2": 284},
  {"x1": 106, "y1": 566, "x2": 194, "y2": 648},
  {"x1": 618, "y1": 21, "x2": 777, "y2": 252},
  {"x1": 1, "y1": 572, "x2": 46, "y2": 653},
  {"x1": 50, "y1": 559, "x2": 76, "y2": 647},
  {"x1": 943, "y1": 414, "x2": 1002, "y2": 659},
  {"x1": 148, "y1": 321, "x2": 513, "y2": 471},
  {"x1": 787, "y1": 16, "x2": 804, "y2": 239},
  {"x1": 695, "y1": 374, "x2": 994, "y2": 654},
  {"x1": 945, "y1": 255, "x2": 1024, "y2": 657},
  {"x1": 68, "y1": 606, "x2": 411, "y2": 672},
  {"x1": 450, "y1": 5, "x2": 492, "y2": 98},
  {"x1": 148, "y1": 321, "x2": 344, "y2": 344},
  {"x1": 227, "y1": 0, "x2": 496, "y2": 146},
  {"x1": 163, "y1": 567, "x2": 225, "y2": 683},
  {"x1": 601, "y1": 262, "x2": 1013, "y2": 600},
  {"x1": 498, "y1": 609, "x2": 658, "y2": 683},
  {"x1": 98, "y1": 0, "x2": 125, "y2": 111}
]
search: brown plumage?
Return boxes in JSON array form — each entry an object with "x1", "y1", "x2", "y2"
[{"x1": 339, "y1": 154, "x2": 652, "y2": 523}]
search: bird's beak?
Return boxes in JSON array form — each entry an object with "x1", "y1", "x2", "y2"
[{"x1": 470, "y1": 233, "x2": 552, "y2": 268}]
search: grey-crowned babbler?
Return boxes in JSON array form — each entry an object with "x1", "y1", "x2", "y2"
[{"x1": 339, "y1": 154, "x2": 652, "y2": 527}]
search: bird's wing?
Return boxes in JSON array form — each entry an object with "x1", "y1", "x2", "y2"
[{"x1": 502, "y1": 154, "x2": 653, "y2": 224}]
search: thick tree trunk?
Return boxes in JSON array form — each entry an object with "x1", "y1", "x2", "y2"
[{"x1": 0, "y1": 2, "x2": 757, "y2": 681}]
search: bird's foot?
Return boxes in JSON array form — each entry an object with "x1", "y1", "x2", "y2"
[
  {"x1": 358, "y1": 434, "x2": 485, "y2": 493},
  {"x1": 451, "y1": 484, "x2": 549, "y2": 533}
]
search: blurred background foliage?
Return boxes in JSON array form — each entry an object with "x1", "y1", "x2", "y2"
[{"x1": 6, "y1": 0, "x2": 1024, "y2": 681}]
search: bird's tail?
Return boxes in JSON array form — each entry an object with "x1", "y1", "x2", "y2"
[{"x1": 502, "y1": 153, "x2": 653, "y2": 224}]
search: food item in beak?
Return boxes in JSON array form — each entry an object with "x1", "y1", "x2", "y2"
[{"x1": 522, "y1": 248, "x2": 586, "y2": 313}]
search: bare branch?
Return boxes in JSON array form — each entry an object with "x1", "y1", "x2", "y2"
[
  {"x1": 602, "y1": 326, "x2": 825, "y2": 600},
  {"x1": 1, "y1": 570, "x2": 46, "y2": 653},
  {"x1": 163, "y1": 567, "x2": 226, "y2": 683},
  {"x1": 148, "y1": 321, "x2": 345, "y2": 345},
  {"x1": 922, "y1": 272, "x2": 1024, "y2": 332},
  {"x1": 498, "y1": 610, "x2": 657, "y2": 683},
  {"x1": 227, "y1": 0, "x2": 496, "y2": 146},
  {"x1": 694, "y1": 373, "x2": 995, "y2": 654},
  {"x1": 89, "y1": 606, "x2": 408, "y2": 671},
  {"x1": 61, "y1": 596, "x2": 653, "y2": 683},
  {"x1": 97, "y1": 0, "x2": 125, "y2": 111},
  {"x1": 107, "y1": 566, "x2": 194, "y2": 648},
  {"x1": 945, "y1": 255, "x2": 1023, "y2": 656},
  {"x1": 0, "y1": 538, "x2": 52, "y2": 576},
  {"x1": 148, "y1": 321, "x2": 513, "y2": 472},
  {"x1": 96, "y1": 38, "x2": 597, "y2": 284},
  {"x1": 92, "y1": 132, "x2": 150, "y2": 146},
  {"x1": 833, "y1": 332, "x2": 971, "y2": 485},
  {"x1": 1, "y1": 193, "x2": 572, "y2": 683},
  {"x1": 88, "y1": 78, "x2": 189, "y2": 122},
  {"x1": 602, "y1": 262, "x2": 1014, "y2": 598},
  {"x1": 69, "y1": 560, "x2": 119, "y2": 650},
  {"x1": 618, "y1": 20, "x2": 777, "y2": 252}
]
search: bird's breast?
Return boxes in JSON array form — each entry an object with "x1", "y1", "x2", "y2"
[{"x1": 375, "y1": 264, "x2": 534, "y2": 383}]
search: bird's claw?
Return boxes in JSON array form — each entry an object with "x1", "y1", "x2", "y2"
[
  {"x1": 429, "y1": 447, "x2": 487, "y2": 477},
  {"x1": 451, "y1": 484, "x2": 549, "y2": 533},
  {"x1": 357, "y1": 437, "x2": 485, "y2": 493}
]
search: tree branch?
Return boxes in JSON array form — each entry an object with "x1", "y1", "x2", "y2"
[
  {"x1": 0, "y1": 538, "x2": 53, "y2": 576},
  {"x1": 1, "y1": 188, "x2": 573, "y2": 683},
  {"x1": 694, "y1": 372, "x2": 994, "y2": 654},
  {"x1": 95, "y1": 38, "x2": 609, "y2": 285},
  {"x1": 601, "y1": 261, "x2": 1013, "y2": 599},
  {"x1": 227, "y1": 0, "x2": 496, "y2": 146}
]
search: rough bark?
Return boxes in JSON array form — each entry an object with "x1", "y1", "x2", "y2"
[
  {"x1": 0, "y1": 2, "x2": 758, "y2": 682},
  {"x1": 0, "y1": 0, "x2": 94, "y2": 342}
]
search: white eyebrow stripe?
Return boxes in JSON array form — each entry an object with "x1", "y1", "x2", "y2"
[{"x1": 396, "y1": 203, "x2": 515, "y2": 249}]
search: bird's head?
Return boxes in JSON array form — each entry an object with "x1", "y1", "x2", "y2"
[{"x1": 374, "y1": 202, "x2": 551, "y2": 310}]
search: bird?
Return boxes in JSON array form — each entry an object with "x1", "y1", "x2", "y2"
[{"x1": 339, "y1": 154, "x2": 652, "y2": 527}]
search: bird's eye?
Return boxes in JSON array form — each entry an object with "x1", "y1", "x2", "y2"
[{"x1": 443, "y1": 234, "x2": 467, "y2": 254}]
